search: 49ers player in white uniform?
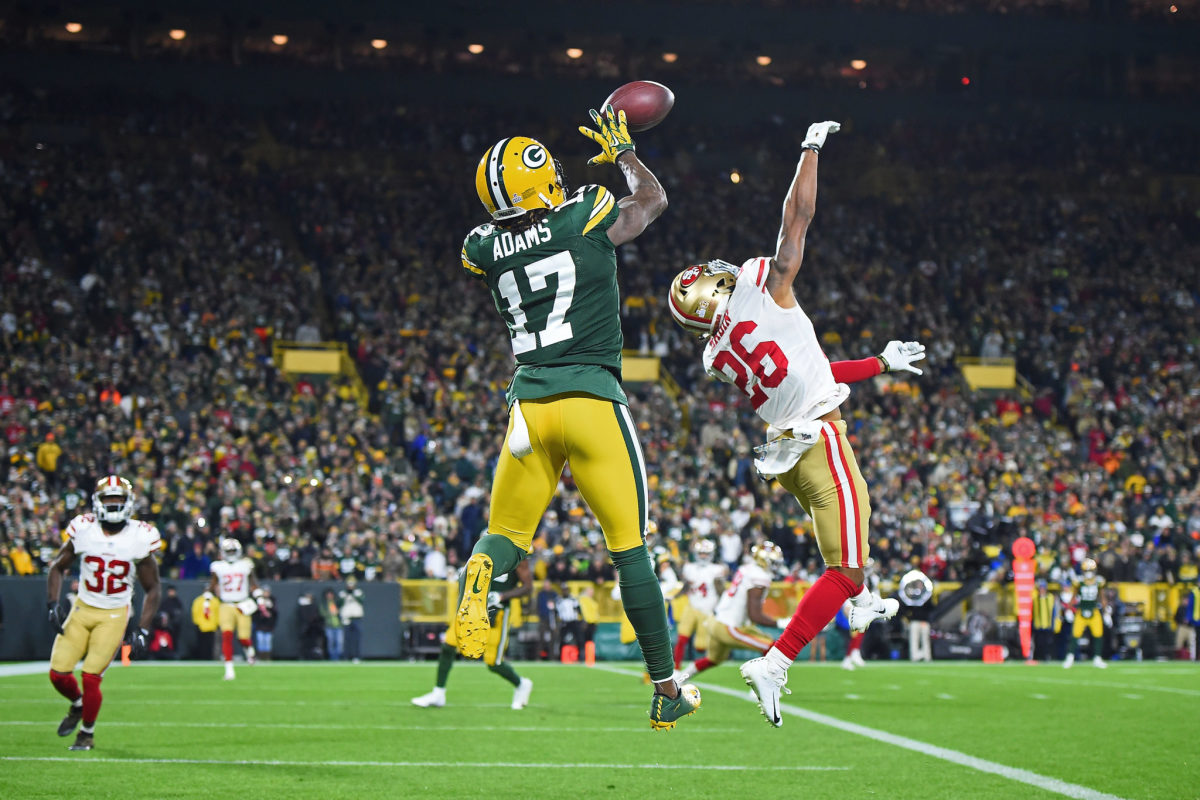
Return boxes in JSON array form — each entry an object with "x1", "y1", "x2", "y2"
[
  {"x1": 205, "y1": 538, "x2": 261, "y2": 680},
  {"x1": 46, "y1": 476, "x2": 161, "y2": 751},
  {"x1": 673, "y1": 539, "x2": 727, "y2": 669},
  {"x1": 668, "y1": 121, "x2": 925, "y2": 727}
]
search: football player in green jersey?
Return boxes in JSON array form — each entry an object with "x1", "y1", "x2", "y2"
[
  {"x1": 457, "y1": 106, "x2": 700, "y2": 729},
  {"x1": 412, "y1": 560, "x2": 534, "y2": 710},
  {"x1": 1063, "y1": 558, "x2": 1108, "y2": 669}
]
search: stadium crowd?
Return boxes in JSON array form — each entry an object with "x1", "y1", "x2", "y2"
[{"x1": 1, "y1": 87, "x2": 1198, "y2": 615}]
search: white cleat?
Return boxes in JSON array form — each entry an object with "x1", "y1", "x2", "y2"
[
  {"x1": 850, "y1": 649, "x2": 866, "y2": 668},
  {"x1": 848, "y1": 597, "x2": 900, "y2": 633},
  {"x1": 841, "y1": 656, "x2": 856, "y2": 671},
  {"x1": 740, "y1": 657, "x2": 790, "y2": 728},
  {"x1": 1092, "y1": 656, "x2": 1107, "y2": 669},
  {"x1": 411, "y1": 688, "x2": 446, "y2": 708},
  {"x1": 223, "y1": 664, "x2": 236, "y2": 681},
  {"x1": 511, "y1": 678, "x2": 534, "y2": 710},
  {"x1": 1063, "y1": 653, "x2": 1075, "y2": 669},
  {"x1": 245, "y1": 646, "x2": 256, "y2": 666}
]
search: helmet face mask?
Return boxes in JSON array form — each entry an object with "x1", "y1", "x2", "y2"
[
  {"x1": 221, "y1": 538, "x2": 243, "y2": 562},
  {"x1": 668, "y1": 261, "x2": 738, "y2": 337},
  {"x1": 475, "y1": 136, "x2": 567, "y2": 221},
  {"x1": 92, "y1": 476, "x2": 135, "y2": 525},
  {"x1": 1081, "y1": 557, "x2": 1097, "y2": 580},
  {"x1": 694, "y1": 539, "x2": 716, "y2": 563}
]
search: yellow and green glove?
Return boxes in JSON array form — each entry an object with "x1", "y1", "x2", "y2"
[{"x1": 578, "y1": 105, "x2": 635, "y2": 166}]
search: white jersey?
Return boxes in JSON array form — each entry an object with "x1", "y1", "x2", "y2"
[
  {"x1": 714, "y1": 562, "x2": 773, "y2": 628},
  {"x1": 65, "y1": 514, "x2": 161, "y2": 610},
  {"x1": 211, "y1": 558, "x2": 255, "y2": 603},
  {"x1": 702, "y1": 257, "x2": 849, "y2": 433},
  {"x1": 682, "y1": 561, "x2": 726, "y2": 615}
]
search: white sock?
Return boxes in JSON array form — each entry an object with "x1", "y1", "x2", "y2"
[
  {"x1": 71, "y1": 698, "x2": 83, "y2": 709},
  {"x1": 431, "y1": 687, "x2": 446, "y2": 700},
  {"x1": 80, "y1": 724, "x2": 94, "y2": 734},
  {"x1": 850, "y1": 585, "x2": 874, "y2": 607},
  {"x1": 765, "y1": 646, "x2": 793, "y2": 670}
]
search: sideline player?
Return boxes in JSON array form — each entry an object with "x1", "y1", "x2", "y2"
[
  {"x1": 673, "y1": 539, "x2": 727, "y2": 669},
  {"x1": 679, "y1": 543, "x2": 788, "y2": 680},
  {"x1": 667, "y1": 121, "x2": 924, "y2": 726},
  {"x1": 46, "y1": 476, "x2": 162, "y2": 751},
  {"x1": 412, "y1": 560, "x2": 534, "y2": 710},
  {"x1": 455, "y1": 106, "x2": 699, "y2": 729},
  {"x1": 1063, "y1": 558, "x2": 1107, "y2": 669},
  {"x1": 204, "y1": 538, "x2": 261, "y2": 680}
]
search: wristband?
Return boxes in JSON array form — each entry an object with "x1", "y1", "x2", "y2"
[
  {"x1": 878, "y1": 353, "x2": 891, "y2": 372},
  {"x1": 777, "y1": 618, "x2": 790, "y2": 630},
  {"x1": 801, "y1": 143, "x2": 821, "y2": 154}
]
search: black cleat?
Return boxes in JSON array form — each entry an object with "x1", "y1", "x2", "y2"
[
  {"x1": 68, "y1": 731, "x2": 94, "y2": 751},
  {"x1": 57, "y1": 705, "x2": 83, "y2": 737}
]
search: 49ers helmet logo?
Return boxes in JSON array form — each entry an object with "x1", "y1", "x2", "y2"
[{"x1": 679, "y1": 266, "x2": 702, "y2": 287}]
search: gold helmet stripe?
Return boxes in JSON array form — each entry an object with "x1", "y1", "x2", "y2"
[{"x1": 486, "y1": 137, "x2": 512, "y2": 213}]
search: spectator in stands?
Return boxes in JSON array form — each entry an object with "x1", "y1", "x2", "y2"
[
  {"x1": 536, "y1": 580, "x2": 559, "y2": 660},
  {"x1": 253, "y1": 586, "x2": 277, "y2": 661},
  {"x1": 321, "y1": 589, "x2": 344, "y2": 661},
  {"x1": 339, "y1": 577, "x2": 365, "y2": 663}
]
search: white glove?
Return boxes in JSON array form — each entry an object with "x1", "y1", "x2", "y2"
[
  {"x1": 802, "y1": 121, "x2": 841, "y2": 152},
  {"x1": 879, "y1": 340, "x2": 926, "y2": 375},
  {"x1": 486, "y1": 591, "x2": 502, "y2": 610},
  {"x1": 776, "y1": 618, "x2": 791, "y2": 630},
  {"x1": 252, "y1": 588, "x2": 264, "y2": 599},
  {"x1": 202, "y1": 591, "x2": 214, "y2": 601}
]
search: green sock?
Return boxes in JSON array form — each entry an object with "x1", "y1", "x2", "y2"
[
  {"x1": 457, "y1": 534, "x2": 527, "y2": 603},
  {"x1": 610, "y1": 544, "x2": 673, "y2": 683},
  {"x1": 435, "y1": 643, "x2": 456, "y2": 688},
  {"x1": 488, "y1": 661, "x2": 522, "y2": 688}
]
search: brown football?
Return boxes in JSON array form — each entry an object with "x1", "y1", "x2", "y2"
[{"x1": 602, "y1": 81, "x2": 674, "y2": 132}]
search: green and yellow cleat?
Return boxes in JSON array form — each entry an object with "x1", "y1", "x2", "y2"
[
  {"x1": 649, "y1": 683, "x2": 701, "y2": 731},
  {"x1": 453, "y1": 554, "x2": 493, "y2": 659}
]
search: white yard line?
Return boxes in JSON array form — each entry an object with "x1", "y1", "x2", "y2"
[
  {"x1": 595, "y1": 665, "x2": 1127, "y2": 800},
  {"x1": 1020, "y1": 675, "x2": 1200, "y2": 697},
  {"x1": 0, "y1": 720, "x2": 744, "y2": 734},
  {"x1": 0, "y1": 755, "x2": 847, "y2": 771}
]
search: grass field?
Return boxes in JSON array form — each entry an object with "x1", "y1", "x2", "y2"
[{"x1": 0, "y1": 659, "x2": 1195, "y2": 799}]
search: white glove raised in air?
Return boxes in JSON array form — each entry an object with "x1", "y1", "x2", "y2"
[
  {"x1": 802, "y1": 121, "x2": 841, "y2": 152},
  {"x1": 879, "y1": 340, "x2": 927, "y2": 375}
]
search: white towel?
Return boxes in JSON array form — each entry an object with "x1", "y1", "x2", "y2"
[{"x1": 507, "y1": 399, "x2": 534, "y2": 459}]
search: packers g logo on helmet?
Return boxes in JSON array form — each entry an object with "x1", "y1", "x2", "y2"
[
  {"x1": 668, "y1": 261, "x2": 738, "y2": 337},
  {"x1": 476, "y1": 136, "x2": 567, "y2": 221}
]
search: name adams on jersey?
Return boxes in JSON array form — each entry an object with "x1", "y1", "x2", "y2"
[
  {"x1": 461, "y1": 184, "x2": 625, "y2": 407},
  {"x1": 65, "y1": 514, "x2": 161, "y2": 610}
]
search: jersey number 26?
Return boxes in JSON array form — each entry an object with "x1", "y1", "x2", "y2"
[{"x1": 711, "y1": 321, "x2": 789, "y2": 409}]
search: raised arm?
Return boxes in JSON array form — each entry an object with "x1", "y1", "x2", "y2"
[
  {"x1": 830, "y1": 341, "x2": 927, "y2": 382},
  {"x1": 578, "y1": 105, "x2": 667, "y2": 246},
  {"x1": 766, "y1": 121, "x2": 840, "y2": 308}
]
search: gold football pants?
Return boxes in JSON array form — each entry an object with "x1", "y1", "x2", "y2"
[
  {"x1": 700, "y1": 616, "x2": 774, "y2": 665},
  {"x1": 218, "y1": 603, "x2": 253, "y2": 639},
  {"x1": 50, "y1": 599, "x2": 128, "y2": 675}
]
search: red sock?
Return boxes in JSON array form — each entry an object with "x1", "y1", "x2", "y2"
[
  {"x1": 774, "y1": 571, "x2": 859, "y2": 660},
  {"x1": 673, "y1": 636, "x2": 691, "y2": 669},
  {"x1": 49, "y1": 670, "x2": 81, "y2": 702},
  {"x1": 849, "y1": 632, "x2": 865, "y2": 653},
  {"x1": 81, "y1": 672, "x2": 103, "y2": 727},
  {"x1": 239, "y1": 638, "x2": 252, "y2": 649},
  {"x1": 222, "y1": 631, "x2": 235, "y2": 662},
  {"x1": 690, "y1": 657, "x2": 715, "y2": 675}
]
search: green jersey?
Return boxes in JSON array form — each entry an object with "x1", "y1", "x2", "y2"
[
  {"x1": 461, "y1": 184, "x2": 626, "y2": 406},
  {"x1": 1075, "y1": 578, "x2": 1102, "y2": 618}
]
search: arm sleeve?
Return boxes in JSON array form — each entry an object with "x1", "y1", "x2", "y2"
[{"x1": 830, "y1": 357, "x2": 883, "y2": 384}]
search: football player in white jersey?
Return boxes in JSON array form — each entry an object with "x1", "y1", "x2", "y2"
[
  {"x1": 46, "y1": 476, "x2": 162, "y2": 751},
  {"x1": 204, "y1": 538, "x2": 261, "y2": 680},
  {"x1": 677, "y1": 543, "x2": 787, "y2": 680},
  {"x1": 673, "y1": 539, "x2": 727, "y2": 669},
  {"x1": 667, "y1": 121, "x2": 924, "y2": 727}
]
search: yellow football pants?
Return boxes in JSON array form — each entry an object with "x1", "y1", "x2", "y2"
[
  {"x1": 50, "y1": 599, "x2": 128, "y2": 675},
  {"x1": 218, "y1": 603, "x2": 253, "y2": 639},
  {"x1": 775, "y1": 420, "x2": 871, "y2": 569},
  {"x1": 489, "y1": 393, "x2": 648, "y2": 554},
  {"x1": 1072, "y1": 613, "x2": 1104, "y2": 640}
]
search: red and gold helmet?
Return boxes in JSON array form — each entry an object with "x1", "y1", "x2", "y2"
[
  {"x1": 668, "y1": 261, "x2": 737, "y2": 337},
  {"x1": 92, "y1": 475, "x2": 135, "y2": 524}
]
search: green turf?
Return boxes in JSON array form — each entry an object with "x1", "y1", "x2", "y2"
[{"x1": 0, "y1": 660, "x2": 1194, "y2": 799}]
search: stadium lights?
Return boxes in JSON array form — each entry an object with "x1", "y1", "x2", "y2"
[
  {"x1": 169, "y1": 29, "x2": 186, "y2": 41},
  {"x1": 272, "y1": 34, "x2": 288, "y2": 46},
  {"x1": 961, "y1": 75, "x2": 971, "y2": 85},
  {"x1": 661, "y1": 52, "x2": 678, "y2": 63},
  {"x1": 851, "y1": 59, "x2": 867, "y2": 70},
  {"x1": 1170, "y1": 4, "x2": 1178, "y2": 11},
  {"x1": 197, "y1": 517, "x2": 206, "y2": 528},
  {"x1": 566, "y1": 47, "x2": 583, "y2": 59},
  {"x1": 755, "y1": 55, "x2": 772, "y2": 66},
  {"x1": 309, "y1": 477, "x2": 320, "y2": 487},
  {"x1": 371, "y1": 38, "x2": 388, "y2": 50},
  {"x1": 65, "y1": 23, "x2": 83, "y2": 34},
  {"x1": 730, "y1": 170, "x2": 742, "y2": 184},
  {"x1": 283, "y1": 475, "x2": 293, "y2": 485},
  {"x1": 468, "y1": 43, "x2": 484, "y2": 54}
]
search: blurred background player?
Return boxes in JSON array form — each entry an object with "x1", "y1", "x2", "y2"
[
  {"x1": 1032, "y1": 579, "x2": 1062, "y2": 663},
  {"x1": 204, "y1": 538, "x2": 261, "y2": 680},
  {"x1": 674, "y1": 539, "x2": 727, "y2": 670},
  {"x1": 46, "y1": 476, "x2": 161, "y2": 751},
  {"x1": 412, "y1": 559, "x2": 534, "y2": 710},
  {"x1": 453, "y1": 105, "x2": 699, "y2": 729},
  {"x1": 898, "y1": 569, "x2": 934, "y2": 662},
  {"x1": 1063, "y1": 558, "x2": 1108, "y2": 669},
  {"x1": 668, "y1": 121, "x2": 920, "y2": 727},
  {"x1": 678, "y1": 542, "x2": 788, "y2": 680}
]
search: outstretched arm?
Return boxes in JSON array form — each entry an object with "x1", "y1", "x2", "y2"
[
  {"x1": 766, "y1": 121, "x2": 840, "y2": 308},
  {"x1": 830, "y1": 341, "x2": 927, "y2": 382},
  {"x1": 578, "y1": 105, "x2": 667, "y2": 246}
]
